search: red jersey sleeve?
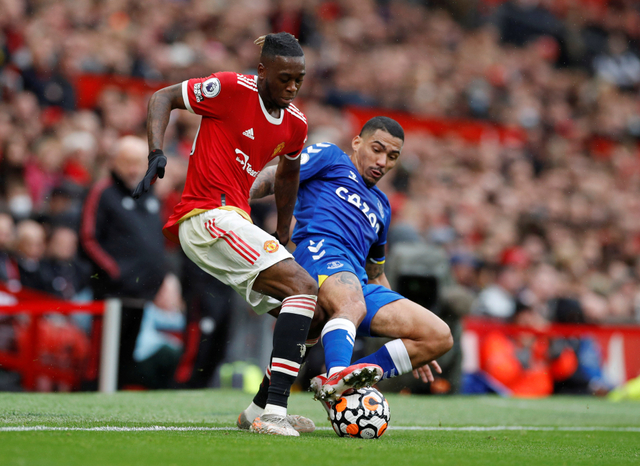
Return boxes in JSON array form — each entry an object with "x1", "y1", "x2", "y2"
[
  {"x1": 283, "y1": 105, "x2": 308, "y2": 160},
  {"x1": 181, "y1": 72, "x2": 237, "y2": 118}
]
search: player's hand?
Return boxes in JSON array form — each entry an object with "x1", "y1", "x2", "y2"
[
  {"x1": 412, "y1": 360, "x2": 442, "y2": 384},
  {"x1": 132, "y1": 149, "x2": 167, "y2": 198}
]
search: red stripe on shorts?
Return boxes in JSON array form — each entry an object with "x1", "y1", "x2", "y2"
[
  {"x1": 205, "y1": 218, "x2": 259, "y2": 265},
  {"x1": 228, "y1": 230, "x2": 259, "y2": 260}
]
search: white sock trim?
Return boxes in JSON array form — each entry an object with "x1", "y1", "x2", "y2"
[
  {"x1": 385, "y1": 339, "x2": 413, "y2": 375},
  {"x1": 280, "y1": 294, "x2": 317, "y2": 318},
  {"x1": 328, "y1": 366, "x2": 347, "y2": 377},
  {"x1": 321, "y1": 317, "x2": 356, "y2": 343},
  {"x1": 245, "y1": 402, "x2": 264, "y2": 422},
  {"x1": 263, "y1": 404, "x2": 287, "y2": 417},
  {"x1": 271, "y1": 357, "x2": 300, "y2": 377}
]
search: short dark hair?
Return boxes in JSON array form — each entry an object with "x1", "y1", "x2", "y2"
[
  {"x1": 257, "y1": 32, "x2": 304, "y2": 59},
  {"x1": 360, "y1": 116, "x2": 404, "y2": 141}
]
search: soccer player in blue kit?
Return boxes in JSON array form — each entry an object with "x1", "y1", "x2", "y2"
[{"x1": 240, "y1": 116, "x2": 453, "y2": 427}]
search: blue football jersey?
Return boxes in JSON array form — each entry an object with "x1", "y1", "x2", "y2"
[{"x1": 291, "y1": 143, "x2": 391, "y2": 270}]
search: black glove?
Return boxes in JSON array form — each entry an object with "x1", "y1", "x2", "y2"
[{"x1": 132, "y1": 149, "x2": 167, "y2": 198}]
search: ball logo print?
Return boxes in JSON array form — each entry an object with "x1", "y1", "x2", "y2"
[
  {"x1": 202, "y1": 77, "x2": 221, "y2": 98},
  {"x1": 330, "y1": 387, "x2": 390, "y2": 439}
]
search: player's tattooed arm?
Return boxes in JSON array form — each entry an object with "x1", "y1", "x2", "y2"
[
  {"x1": 366, "y1": 261, "x2": 391, "y2": 289},
  {"x1": 366, "y1": 261, "x2": 384, "y2": 281},
  {"x1": 147, "y1": 83, "x2": 186, "y2": 151},
  {"x1": 250, "y1": 165, "x2": 277, "y2": 200}
]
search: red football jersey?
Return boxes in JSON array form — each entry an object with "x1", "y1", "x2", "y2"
[{"x1": 163, "y1": 72, "x2": 308, "y2": 243}]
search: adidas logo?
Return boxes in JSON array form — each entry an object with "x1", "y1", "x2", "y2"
[{"x1": 243, "y1": 128, "x2": 254, "y2": 140}]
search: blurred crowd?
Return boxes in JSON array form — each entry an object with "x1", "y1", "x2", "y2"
[{"x1": 0, "y1": 0, "x2": 640, "y2": 359}]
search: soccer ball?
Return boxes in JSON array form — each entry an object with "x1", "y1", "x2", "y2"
[{"x1": 329, "y1": 387, "x2": 390, "y2": 439}]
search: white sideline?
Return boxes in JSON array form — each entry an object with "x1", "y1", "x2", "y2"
[{"x1": 1, "y1": 426, "x2": 639, "y2": 433}]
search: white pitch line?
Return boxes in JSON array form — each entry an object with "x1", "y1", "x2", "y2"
[{"x1": 1, "y1": 426, "x2": 639, "y2": 433}]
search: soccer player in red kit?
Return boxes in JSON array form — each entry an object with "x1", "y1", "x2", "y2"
[{"x1": 133, "y1": 32, "x2": 318, "y2": 437}]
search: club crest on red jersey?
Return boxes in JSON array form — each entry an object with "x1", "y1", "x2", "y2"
[
  {"x1": 272, "y1": 142, "x2": 285, "y2": 158},
  {"x1": 264, "y1": 240, "x2": 279, "y2": 253}
]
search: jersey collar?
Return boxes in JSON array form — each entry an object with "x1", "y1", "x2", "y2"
[{"x1": 258, "y1": 88, "x2": 284, "y2": 125}]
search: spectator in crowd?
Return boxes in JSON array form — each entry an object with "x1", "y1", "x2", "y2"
[
  {"x1": 478, "y1": 305, "x2": 576, "y2": 397},
  {"x1": 60, "y1": 131, "x2": 98, "y2": 187},
  {"x1": 472, "y1": 264, "x2": 525, "y2": 320},
  {"x1": 476, "y1": 300, "x2": 610, "y2": 397},
  {"x1": 593, "y1": 31, "x2": 640, "y2": 89},
  {"x1": 133, "y1": 273, "x2": 185, "y2": 390},
  {"x1": 80, "y1": 135, "x2": 166, "y2": 388},
  {"x1": 0, "y1": 133, "x2": 29, "y2": 199},
  {"x1": 24, "y1": 137, "x2": 65, "y2": 210},
  {"x1": 0, "y1": 212, "x2": 18, "y2": 284},
  {"x1": 13, "y1": 219, "x2": 47, "y2": 292},
  {"x1": 41, "y1": 225, "x2": 90, "y2": 301},
  {"x1": 39, "y1": 182, "x2": 86, "y2": 231}
]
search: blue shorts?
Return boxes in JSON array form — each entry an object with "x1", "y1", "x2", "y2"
[
  {"x1": 359, "y1": 284, "x2": 404, "y2": 337},
  {"x1": 293, "y1": 238, "x2": 404, "y2": 337}
]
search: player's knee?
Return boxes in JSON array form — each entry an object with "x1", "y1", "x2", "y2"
[
  {"x1": 431, "y1": 320, "x2": 453, "y2": 356},
  {"x1": 321, "y1": 297, "x2": 366, "y2": 326},
  {"x1": 350, "y1": 303, "x2": 367, "y2": 325},
  {"x1": 418, "y1": 319, "x2": 453, "y2": 359},
  {"x1": 290, "y1": 269, "x2": 318, "y2": 297}
]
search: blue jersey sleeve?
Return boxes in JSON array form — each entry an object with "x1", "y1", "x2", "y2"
[{"x1": 299, "y1": 143, "x2": 337, "y2": 182}]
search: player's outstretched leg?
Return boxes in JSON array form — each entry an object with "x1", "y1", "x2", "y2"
[
  {"x1": 249, "y1": 295, "x2": 317, "y2": 436},
  {"x1": 310, "y1": 362, "x2": 383, "y2": 402},
  {"x1": 353, "y1": 299, "x2": 452, "y2": 381},
  {"x1": 245, "y1": 258, "x2": 318, "y2": 436}
]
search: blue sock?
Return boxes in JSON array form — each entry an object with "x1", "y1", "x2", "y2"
[
  {"x1": 354, "y1": 339, "x2": 412, "y2": 379},
  {"x1": 321, "y1": 318, "x2": 356, "y2": 376}
]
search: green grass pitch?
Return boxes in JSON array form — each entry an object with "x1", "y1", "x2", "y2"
[{"x1": 1, "y1": 390, "x2": 638, "y2": 466}]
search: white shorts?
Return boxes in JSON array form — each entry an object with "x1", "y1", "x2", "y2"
[{"x1": 178, "y1": 209, "x2": 292, "y2": 315}]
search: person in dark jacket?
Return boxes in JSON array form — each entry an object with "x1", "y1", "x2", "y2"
[
  {"x1": 0, "y1": 213, "x2": 19, "y2": 284},
  {"x1": 80, "y1": 136, "x2": 166, "y2": 388},
  {"x1": 41, "y1": 226, "x2": 91, "y2": 300},
  {"x1": 14, "y1": 219, "x2": 48, "y2": 292}
]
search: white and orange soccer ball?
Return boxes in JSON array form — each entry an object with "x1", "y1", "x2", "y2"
[{"x1": 329, "y1": 387, "x2": 390, "y2": 439}]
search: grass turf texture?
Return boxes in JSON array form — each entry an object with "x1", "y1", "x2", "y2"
[{"x1": 0, "y1": 390, "x2": 638, "y2": 466}]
